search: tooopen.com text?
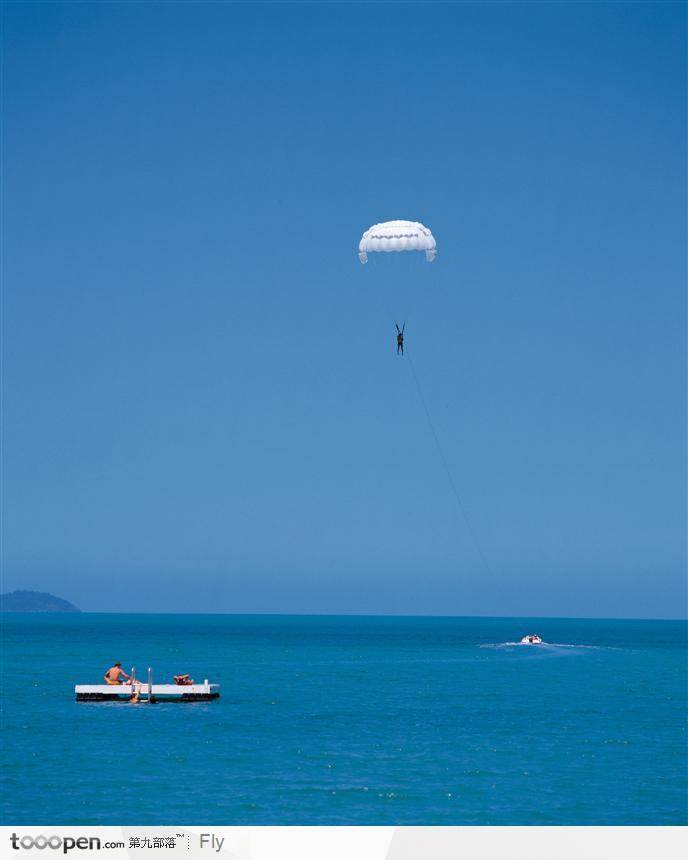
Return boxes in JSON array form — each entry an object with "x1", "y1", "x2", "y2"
[{"x1": 10, "y1": 835, "x2": 125, "y2": 853}]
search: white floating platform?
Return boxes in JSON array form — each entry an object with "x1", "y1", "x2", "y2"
[{"x1": 75, "y1": 682, "x2": 220, "y2": 702}]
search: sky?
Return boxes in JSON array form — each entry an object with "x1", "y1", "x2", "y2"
[{"x1": 2, "y1": 1, "x2": 686, "y2": 617}]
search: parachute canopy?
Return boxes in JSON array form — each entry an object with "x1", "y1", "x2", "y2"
[{"x1": 358, "y1": 220, "x2": 437, "y2": 264}]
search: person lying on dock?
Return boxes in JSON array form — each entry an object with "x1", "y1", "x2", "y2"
[
  {"x1": 173, "y1": 674, "x2": 194, "y2": 686},
  {"x1": 104, "y1": 662, "x2": 131, "y2": 685}
]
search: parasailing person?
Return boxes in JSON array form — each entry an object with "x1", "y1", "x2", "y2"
[{"x1": 357, "y1": 220, "x2": 436, "y2": 353}]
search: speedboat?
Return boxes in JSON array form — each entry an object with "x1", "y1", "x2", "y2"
[{"x1": 520, "y1": 634, "x2": 543, "y2": 644}]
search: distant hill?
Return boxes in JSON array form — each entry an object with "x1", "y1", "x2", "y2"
[{"x1": 0, "y1": 590, "x2": 81, "y2": 613}]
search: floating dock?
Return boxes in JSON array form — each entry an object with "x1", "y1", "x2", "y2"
[
  {"x1": 75, "y1": 682, "x2": 219, "y2": 702},
  {"x1": 75, "y1": 668, "x2": 220, "y2": 702}
]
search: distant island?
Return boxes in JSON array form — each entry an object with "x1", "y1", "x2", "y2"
[{"x1": 0, "y1": 590, "x2": 81, "y2": 613}]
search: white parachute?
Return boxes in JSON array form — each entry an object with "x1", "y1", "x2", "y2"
[{"x1": 358, "y1": 220, "x2": 437, "y2": 264}]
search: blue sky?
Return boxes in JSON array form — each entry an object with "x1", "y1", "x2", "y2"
[{"x1": 3, "y1": 1, "x2": 686, "y2": 616}]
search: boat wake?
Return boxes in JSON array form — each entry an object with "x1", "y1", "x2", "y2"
[{"x1": 479, "y1": 642, "x2": 607, "y2": 651}]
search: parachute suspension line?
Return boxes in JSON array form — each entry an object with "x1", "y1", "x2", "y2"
[{"x1": 405, "y1": 348, "x2": 491, "y2": 573}]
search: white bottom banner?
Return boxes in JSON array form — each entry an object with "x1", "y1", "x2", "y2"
[{"x1": 1, "y1": 826, "x2": 686, "y2": 860}]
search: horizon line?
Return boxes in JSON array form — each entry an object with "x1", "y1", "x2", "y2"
[{"x1": 4, "y1": 609, "x2": 687, "y2": 622}]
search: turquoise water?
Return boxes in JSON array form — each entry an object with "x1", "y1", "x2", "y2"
[{"x1": 1, "y1": 614, "x2": 686, "y2": 824}]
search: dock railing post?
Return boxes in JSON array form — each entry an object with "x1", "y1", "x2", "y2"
[{"x1": 148, "y1": 666, "x2": 153, "y2": 703}]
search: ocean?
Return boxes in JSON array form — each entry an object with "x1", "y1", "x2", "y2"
[{"x1": 1, "y1": 614, "x2": 686, "y2": 825}]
